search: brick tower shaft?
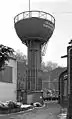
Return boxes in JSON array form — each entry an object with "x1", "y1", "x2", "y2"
[{"x1": 27, "y1": 40, "x2": 42, "y2": 91}]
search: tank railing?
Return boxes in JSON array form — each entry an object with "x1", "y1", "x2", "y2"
[
  {"x1": 24, "y1": 12, "x2": 30, "y2": 18},
  {"x1": 39, "y1": 12, "x2": 47, "y2": 19},
  {"x1": 14, "y1": 11, "x2": 55, "y2": 25}
]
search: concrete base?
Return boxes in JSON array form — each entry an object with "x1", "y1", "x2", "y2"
[{"x1": 27, "y1": 91, "x2": 43, "y2": 104}]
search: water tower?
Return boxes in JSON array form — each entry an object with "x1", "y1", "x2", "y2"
[{"x1": 14, "y1": 11, "x2": 55, "y2": 104}]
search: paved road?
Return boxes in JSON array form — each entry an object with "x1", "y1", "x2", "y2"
[{"x1": 0, "y1": 102, "x2": 62, "y2": 119}]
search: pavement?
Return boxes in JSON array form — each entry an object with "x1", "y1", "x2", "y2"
[{"x1": 0, "y1": 102, "x2": 63, "y2": 119}]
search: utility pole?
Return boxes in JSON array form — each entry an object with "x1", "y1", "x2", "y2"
[{"x1": 67, "y1": 39, "x2": 72, "y2": 119}]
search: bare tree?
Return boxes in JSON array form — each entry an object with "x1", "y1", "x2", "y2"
[
  {"x1": 41, "y1": 61, "x2": 58, "y2": 72},
  {"x1": 0, "y1": 44, "x2": 14, "y2": 70},
  {"x1": 46, "y1": 61, "x2": 58, "y2": 70},
  {"x1": 15, "y1": 50, "x2": 27, "y2": 64}
]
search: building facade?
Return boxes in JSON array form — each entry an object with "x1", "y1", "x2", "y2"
[{"x1": 0, "y1": 57, "x2": 17, "y2": 102}]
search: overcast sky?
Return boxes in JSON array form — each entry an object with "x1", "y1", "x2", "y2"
[{"x1": 0, "y1": 0, "x2": 72, "y2": 67}]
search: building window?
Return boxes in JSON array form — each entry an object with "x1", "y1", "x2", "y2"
[{"x1": 0, "y1": 66, "x2": 12, "y2": 83}]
